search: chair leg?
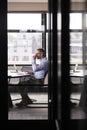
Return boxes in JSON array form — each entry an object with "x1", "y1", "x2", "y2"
[{"x1": 8, "y1": 92, "x2": 13, "y2": 108}]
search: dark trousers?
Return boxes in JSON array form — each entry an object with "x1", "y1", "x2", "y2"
[{"x1": 17, "y1": 77, "x2": 44, "y2": 101}]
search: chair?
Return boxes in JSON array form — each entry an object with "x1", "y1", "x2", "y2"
[
  {"x1": 79, "y1": 75, "x2": 87, "y2": 111},
  {"x1": 43, "y1": 71, "x2": 48, "y2": 85},
  {"x1": 8, "y1": 92, "x2": 13, "y2": 108}
]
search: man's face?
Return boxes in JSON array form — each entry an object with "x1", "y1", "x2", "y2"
[{"x1": 36, "y1": 50, "x2": 43, "y2": 59}]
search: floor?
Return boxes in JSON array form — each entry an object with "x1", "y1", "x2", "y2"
[
  {"x1": 8, "y1": 92, "x2": 87, "y2": 120},
  {"x1": 70, "y1": 93, "x2": 87, "y2": 119},
  {"x1": 8, "y1": 92, "x2": 48, "y2": 120}
]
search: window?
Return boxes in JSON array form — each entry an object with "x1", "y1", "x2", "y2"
[
  {"x1": 70, "y1": 32, "x2": 82, "y2": 64},
  {"x1": 8, "y1": 13, "x2": 46, "y2": 65},
  {"x1": 69, "y1": 13, "x2": 83, "y2": 65},
  {"x1": 8, "y1": 32, "x2": 42, "y2": 64}
]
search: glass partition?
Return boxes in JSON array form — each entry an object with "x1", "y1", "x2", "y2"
[
  {"x1": 69, "y1": 1, "x2": 87, "y2": 121},
  {"x1": 8, "y1": 11, "x2": 49, "y2": 120}
]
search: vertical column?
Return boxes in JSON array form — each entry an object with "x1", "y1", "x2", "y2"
[
  {"x1": 61, "y1": 0, "x2": 70, "y2": 120},
  {"x1": 0, "y1": 0, "x2": 7, "y2": 120}
]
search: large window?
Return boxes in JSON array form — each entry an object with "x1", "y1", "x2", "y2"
[
  {"x1": 7, "y1": 13, "x2": 46, "y2": 65},
  {"x1": 70, "y1": 32, "x2": 82, "y2": 64},
  {"x1": 8, "y1": 32, "x2": 42, "y2": 64}
]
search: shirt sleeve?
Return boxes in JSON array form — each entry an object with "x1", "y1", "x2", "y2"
[{"x1": 32, "y1": 59, "x2": 48, "y2": 72}]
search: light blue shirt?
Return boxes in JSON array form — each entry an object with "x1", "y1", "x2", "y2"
[{"x1": 32, "y1": 57, "x2": 48, "y2": 79}]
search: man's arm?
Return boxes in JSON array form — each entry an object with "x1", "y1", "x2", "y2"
[{"x1": 32, "y1": 59, "x2": 48, "y2": 72}]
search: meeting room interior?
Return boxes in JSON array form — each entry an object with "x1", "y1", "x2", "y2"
[{"x1": 1, "y1": 0, "x2": 87, "y2": 129}]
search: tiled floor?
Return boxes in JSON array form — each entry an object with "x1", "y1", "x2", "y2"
[
  {"x1": 8, "y1": 93, "x2": 48, "y2": 120},
  {"x1": 70, "y1": 92, "x2": 87, "y2": 119},
  {"x1": 8, "y1": 92, "x2": 87, "y2": 120}
]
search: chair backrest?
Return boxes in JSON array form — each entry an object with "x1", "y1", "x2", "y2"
[
  {"x1": 79, "y1": 75, "x2": 87, "y2": 108},
  {"x1": 44, "y1": 71, "x2": 48, "y2": 85}
]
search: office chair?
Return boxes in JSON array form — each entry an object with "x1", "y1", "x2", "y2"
[{"x1": 79, "y1": 75, "x2": 87, "y2": 112}]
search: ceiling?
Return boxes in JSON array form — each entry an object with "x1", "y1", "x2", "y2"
[
  {"x1": 8, "y1": 0, "x2": 85, "y2": 2},
  {"x1": 8, "y1": 0, "x2": 48, "y2": 2}
]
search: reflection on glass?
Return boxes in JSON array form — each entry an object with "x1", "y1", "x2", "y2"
[
  {"x1": 69, "y1": 10, "x2": 87, "y2": 120},
  {"x1": 70, "y1": 32, "x2": 82, "y2": 64},
  {"x1": 86, "y1": 14, "x2": 87, "y2": 28},
  {"x1": 46, "y1": 13, "x2": 53, "y2": 30},
  {"x1": 57, "y1": 13, "x2": 61, "y2": 30}
]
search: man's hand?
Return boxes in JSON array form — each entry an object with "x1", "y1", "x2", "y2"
[{"x1": 32, "y1": 54, "x2": 37, "y2": 59}]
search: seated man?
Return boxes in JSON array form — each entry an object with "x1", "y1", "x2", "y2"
[{"x1": 15, "y1": 48, "x2": 48, "y2": 107}]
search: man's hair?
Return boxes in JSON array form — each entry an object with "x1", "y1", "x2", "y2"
[{"x1": 37, "y1": 48, "x2": 46, "y2": 57}]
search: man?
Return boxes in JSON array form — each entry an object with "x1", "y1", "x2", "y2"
[{"x1": 15, "y1": 48, "x2": 48, "y2": 107}]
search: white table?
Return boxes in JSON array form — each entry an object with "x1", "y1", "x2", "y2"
[
  {"x1": 70, "y1": 70, "x2": 87, "y2": 83},
  {"x1": 70, "y1": 70, "x2": 84, "y2": 77},
  {"x1": 8, "y1": 70, "x2": 30, "y2": 77},
  {"x1": 8, "y1": 70, "x2": 32, "y2": 105},
  {"x1": 8, "y1": 70, "x2": 31, "y2": 84}
]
